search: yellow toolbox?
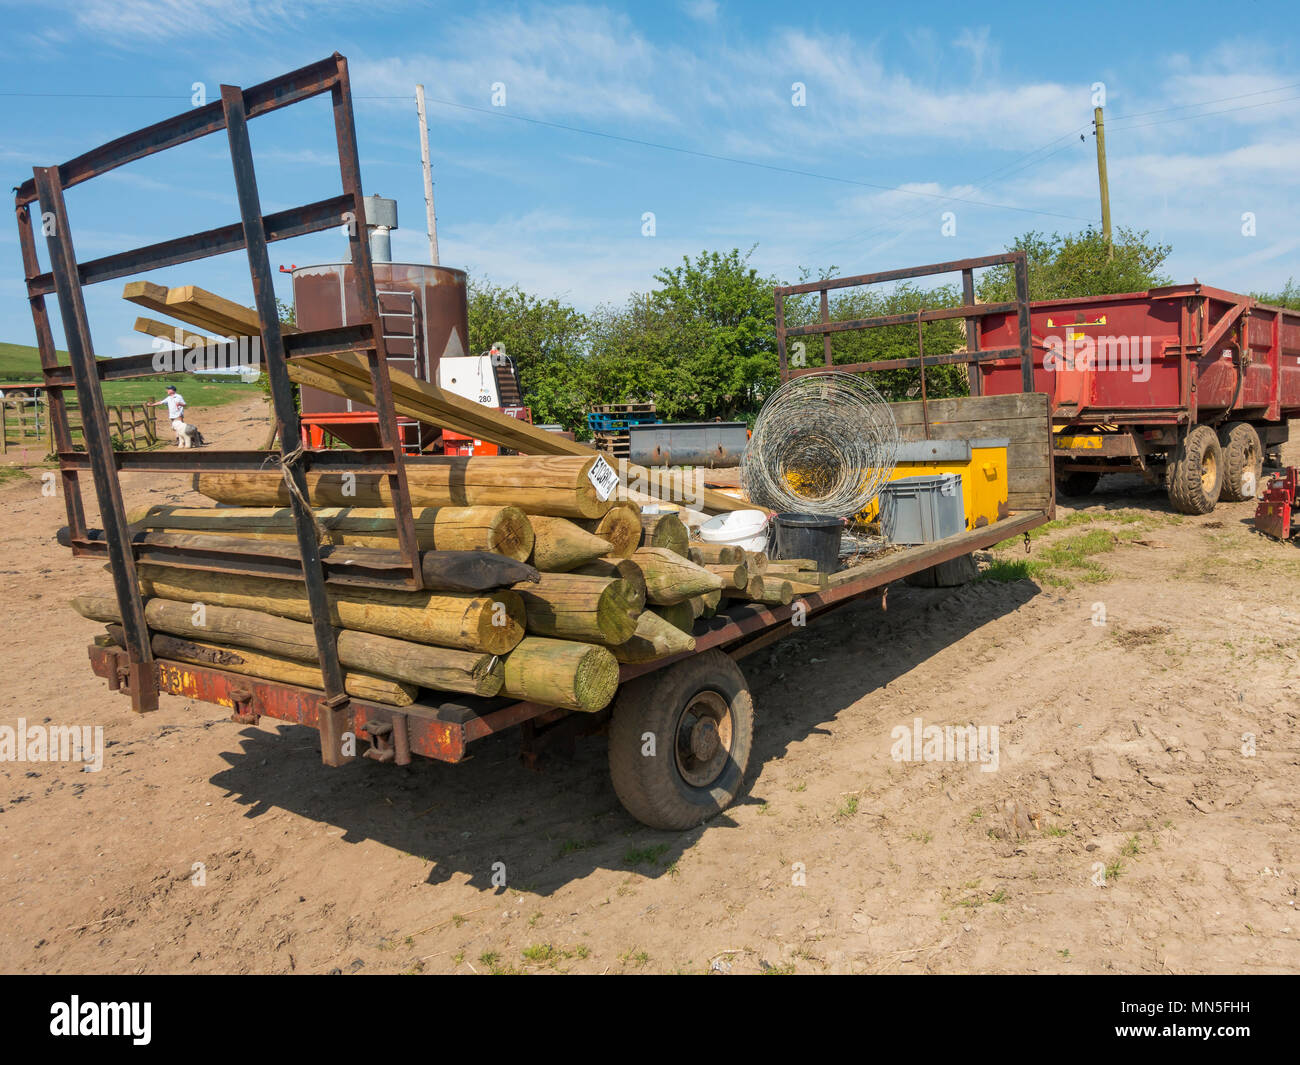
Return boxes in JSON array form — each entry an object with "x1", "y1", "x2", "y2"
[{"x1": 857, "y1": 437, "x2": 1009, "y2": 530}]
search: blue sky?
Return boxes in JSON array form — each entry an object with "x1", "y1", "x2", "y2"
[{"x1": 2, "y1": 0, "x2": 1298, "y2": 358}]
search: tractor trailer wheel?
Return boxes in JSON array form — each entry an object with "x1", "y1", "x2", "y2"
[
  {"x1": 1218, "y1": 422, "x2": 1263, "y2": 501},
  {"x1": 607, "y1": 650, "x2": 754, "y2": 830},
  {"x1": 1165, "y1": 424, "x2": 1223, "y2": 514}
]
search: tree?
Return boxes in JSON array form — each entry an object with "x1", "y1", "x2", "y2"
[
  {"x1": 978, "y1": 226, "x2": 1173, "y2": 303},
  {"x1": 464, "y1": 280, "x2": 591, "y2": 429},
  {"x1": 642, "y1": 247, "x2": 780, "y2": 420},
  {"x1": 782, "y1": 278, "x2": 969, "y2": 401},
  {"x1": 1252, "y1": 279, "x2": 1300, "y2": 309}
]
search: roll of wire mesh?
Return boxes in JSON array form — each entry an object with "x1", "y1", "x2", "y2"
[{"x1": 742, "y1": 370, "x2": 900, "y2": 517}]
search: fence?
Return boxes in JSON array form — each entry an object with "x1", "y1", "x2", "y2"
[
  {"x1": 0, "y1": 393, "x2": 46, "y2": 453},
  {"x1": 107, "y1": 400, "x2": 159, "y2": 450},
  {"x1": 1, "y1": 394, "x2": 159, "y2": 454}
]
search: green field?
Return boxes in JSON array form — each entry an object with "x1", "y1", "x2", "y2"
[
  {"x1": 1, "y1": 341, "x2": 261, "y2": 408},
  {"x1": 0, "y1": 341, "x2": 58, "y2": 380},
  {"x1": 99, "y1": 376, "x2": 262, "y2": 408}
]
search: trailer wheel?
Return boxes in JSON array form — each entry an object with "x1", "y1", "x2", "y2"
[
  {"x1": 607, "y1": 650, "x2": 754, "y2": 830},
  {"x1": 1217, "y1": 422, "x2": 1263, "y2": 501},
  {"x1": 906, "y1": 553, "x2": 978, "y2": 588},
  {"x1": 1056, "y1": 472, "x2": 1100, "y2": 498},
  {"x1": 1165, "y1": 425, "x2": 1223, "y2": 514}
]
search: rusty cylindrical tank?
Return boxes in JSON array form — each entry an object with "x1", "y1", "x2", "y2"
[{"x1": 292, "y1": 262, "x2": 469, "y2": 449}]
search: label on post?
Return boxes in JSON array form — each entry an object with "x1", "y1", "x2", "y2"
[{"x1": 587, "y1": 454, "x2": 619, "y2": 501}]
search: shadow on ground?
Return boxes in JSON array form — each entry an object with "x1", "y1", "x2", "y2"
[{"x1": 209, "y1": 578, "x2": 1041, "y2": 895}]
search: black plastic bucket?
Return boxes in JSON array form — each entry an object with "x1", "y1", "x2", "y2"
[{"x1": 772, "y1": 512, "x2": 843, "y2": 571}]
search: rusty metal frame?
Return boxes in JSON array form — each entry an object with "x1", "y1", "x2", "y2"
[
  {"x1": 15, "y1": 54, "x2": 420, "y2": 763},
  {"x1": 775, "y1": 251, "x2": 1036, "y2": 395}
]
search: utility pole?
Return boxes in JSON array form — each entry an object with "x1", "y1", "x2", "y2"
[
  {"x1": 1094, "y1": 105, "x2": 1112, "y2": 259},
  {"x1": 415, "y1": 84, "x2": 439, "y2": 265}
]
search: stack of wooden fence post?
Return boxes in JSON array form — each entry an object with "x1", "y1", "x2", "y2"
[{"x1": 71, "y1": 456, "x2": 823, "y2": 716}]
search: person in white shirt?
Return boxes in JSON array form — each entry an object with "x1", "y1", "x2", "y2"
[{"x1": 150, "y1": 386, "x2": 191, "y2": 447}]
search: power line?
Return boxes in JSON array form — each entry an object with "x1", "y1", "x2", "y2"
[
  {"x1": 1108, "y1": 80, "x2": 1300, "y2": 122},
  {"x1": 1107, "y1": 91, "x2": 1300, "y2": 131},
  {"x1": 0, "y1": 82, "x2": 1098, "y2": 223},
  {"x1": 810, "y1": 81, "x2": 1300, "y2": 274},
  {"x1": 400, "y1": 93, "x2": 1094, "y2": 223},
  {"x1": 805, "y1": 126, "x2": 1092, "y2": 260}
]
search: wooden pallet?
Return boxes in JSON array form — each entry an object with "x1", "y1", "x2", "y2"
[{"x1": 592, "y1": 430, "x2": 629, "y2": 459}]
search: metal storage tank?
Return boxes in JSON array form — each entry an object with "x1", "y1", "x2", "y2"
[{"x1": 292, "y1": 198, "x2": 470, "y2": 450}]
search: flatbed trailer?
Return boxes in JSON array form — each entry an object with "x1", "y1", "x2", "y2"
[
  {"x1": 977, "y1": 285, "x2": 1300, "y2": 513},
  {"x1": 16, "y1": 59, "x2": 1053, "y2": 828}
]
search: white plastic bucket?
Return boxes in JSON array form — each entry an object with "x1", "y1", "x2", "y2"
[{"x1": 697, "y1": 509, "x2": 769, "y2": 552}]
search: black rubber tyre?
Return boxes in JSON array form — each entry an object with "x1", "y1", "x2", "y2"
[
  {"x1": 607, "y1": 649, "x2": 754, "y2": 830},
  {"x1": 1056, "y1": 472, "x2": 1100, "y2": 498},
  {"x1": 1165, "y1": 424, "x2": 1223, "y2": 514},
  {"x1": 1217, "y1": 421, "x2": 1263, "y2": 501},
  {"x1": 906, "y1": 552, "x2": 978, "y2": 588}
]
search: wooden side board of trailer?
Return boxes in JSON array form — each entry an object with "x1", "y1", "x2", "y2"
[{"x1": 887, "y1": 392, "x2": 1053, "y2": 514}]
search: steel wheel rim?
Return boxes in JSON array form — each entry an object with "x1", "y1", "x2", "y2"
[
  {"x1": 1201, "y1": 449, "x2": 1217, "y2": 492},
  {"x1": 674, "y1": 690, "x2": 734, "y2": 789}
]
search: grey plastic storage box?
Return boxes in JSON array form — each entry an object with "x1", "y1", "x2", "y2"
[{"x1": 879, "y1": 473, "x2": 964, "y2": 545}]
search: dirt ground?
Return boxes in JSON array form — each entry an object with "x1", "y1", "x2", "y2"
[{"x1": 1, "y1": 394, "x2": 1297, "y2": 975}]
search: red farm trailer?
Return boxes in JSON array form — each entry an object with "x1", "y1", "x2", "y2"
[{"x1": 977, "y1": 285, "x2": 1300, "y2": 513}]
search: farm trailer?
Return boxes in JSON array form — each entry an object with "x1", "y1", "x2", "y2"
[
  {"x1": 15, "y1": 58, "x2": 1053, "y2": 827},
  {"x1": 976, "y1": 285, "x2": 1300, "y2": 513}
]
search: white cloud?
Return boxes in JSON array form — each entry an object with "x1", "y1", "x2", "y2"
[
  {"x1": 682, "y1": 0, "x2": 719, "y2": 23},
  {"x1": 953, "y1": 26, "x2": 996, "y2": 80},
  {"x1": 352, "y1": 6, "x2": 674, "y2": 125},
  {"x1": 31, "y1": 0, "x2": 352, "y2": 44},
  {"x1": 1217, "y1": 235, "x2": 1300, "y2": 276}
]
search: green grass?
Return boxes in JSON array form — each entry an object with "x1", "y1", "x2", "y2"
[
  {"x1": 622, "y1": 843, "x2": 671, "y2": 867},
  {"x1": 521, "y1": 943, "x2": 568, "y2": 964},
  {"x1": 983, "y1": 523, "x2": 1154, "y2": 589},
  {"x1": 0, "y1": 467, "x2": 30, "y2": 486},
  {"x1": 0, "y1": 342, "x2": 58, "y2": 380},
  {"x1": 992, "y1": 509, "x2": 1181, "y2": 551},
  {"x1": 979, "y1": 558, "x2": 1038, "y2": 583},
  {"x1": 2, "y1": 339, "x2": 260, "y2": 410},
  {"x1": 99, "y1": 375, "x2": 261, "y2": 409}
]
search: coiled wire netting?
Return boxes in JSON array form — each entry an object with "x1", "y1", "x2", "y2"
[{"x1": 742, "y1": 371, "x2": 900, "y2": 517}]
